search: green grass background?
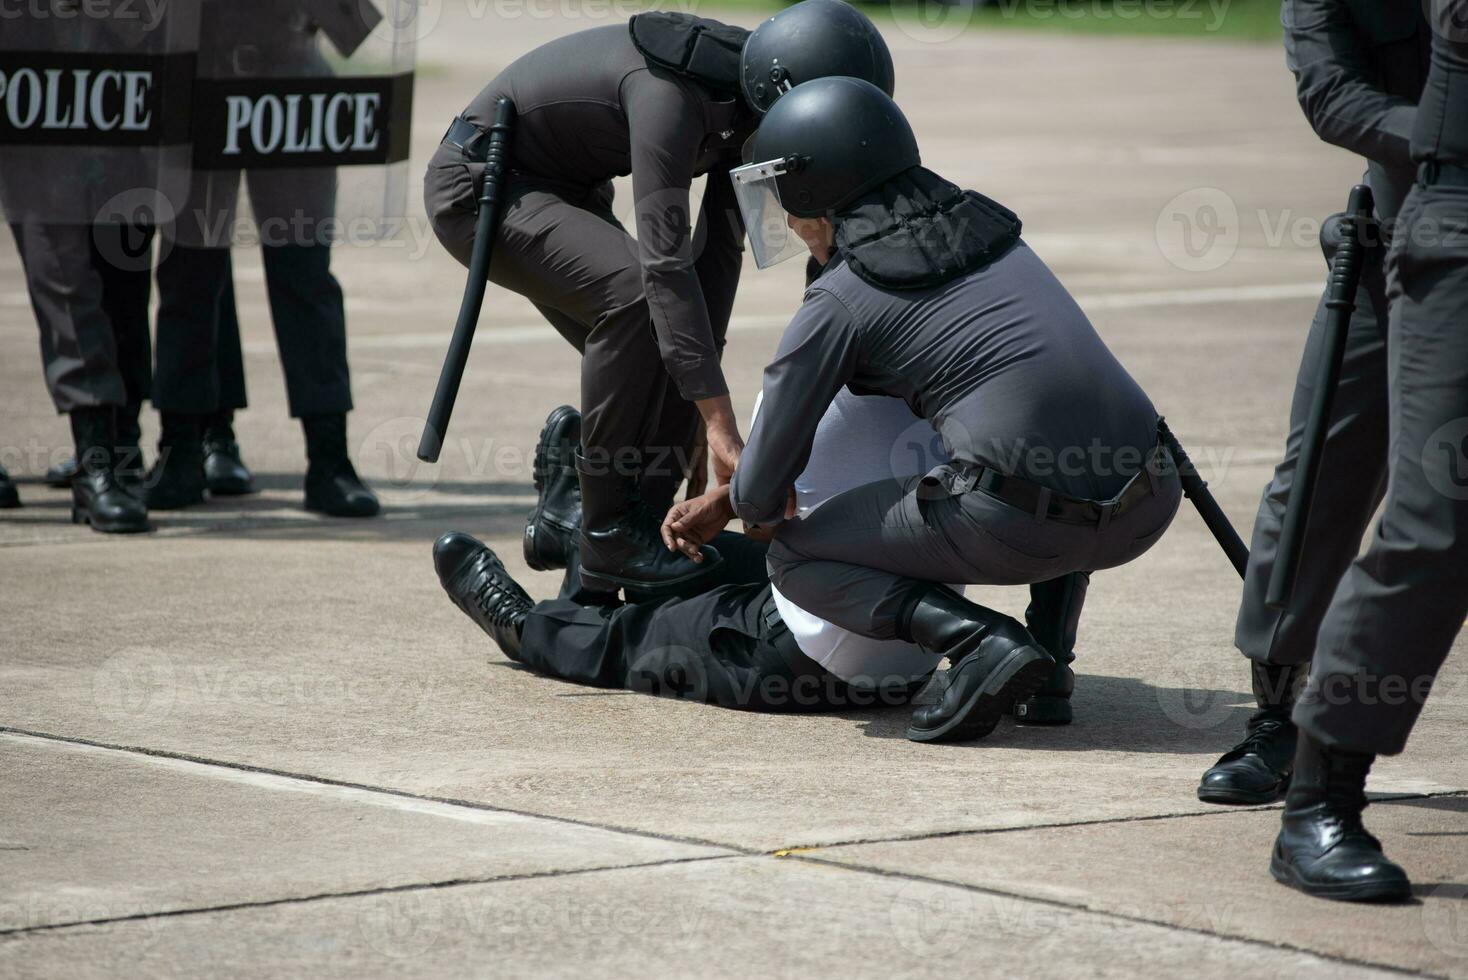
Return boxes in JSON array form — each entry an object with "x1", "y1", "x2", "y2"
[{"x1": 720, "y1": 0, "x2": 1285, "y2": 41}]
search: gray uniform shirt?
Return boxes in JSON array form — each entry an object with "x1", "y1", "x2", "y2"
[
  {"x1": 463, "y1": 25, "x2": 751, "y2": 401},
  {"x1": 1283, "y1": 0, "x2": 1431, "y2": 220},
  {"x1": 730, "y1": 243, "x2": 1159, "y2": 527}
]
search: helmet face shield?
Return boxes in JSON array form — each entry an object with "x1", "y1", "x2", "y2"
[{"x1": 730, "y1": 157, "x2": 809, "y2": 269}]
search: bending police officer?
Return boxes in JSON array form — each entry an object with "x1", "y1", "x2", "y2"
[{"x1": 423, "y1": 0, "x2": 895, "y2": 595}]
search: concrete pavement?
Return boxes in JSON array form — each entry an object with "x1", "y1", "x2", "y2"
[{"x1": 1, "y1": 6, "x2": 1465, "y2": 977}]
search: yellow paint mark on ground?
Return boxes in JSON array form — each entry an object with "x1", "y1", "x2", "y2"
[{"x1": 772, "y1": 847, "x2": 821, "y2": 858}]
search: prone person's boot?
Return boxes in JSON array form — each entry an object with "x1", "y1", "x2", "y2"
[
  {"x1": 523, "y1": 405, "x2": 582, "y2": 571},
  {"x1": 433, "y1": 531, "x2": 533, "y2": 662},
  {"x1": 302, "y1": 413, "x2": 380, "y2": 518},
  {"x1": 70, "y1": 407, "x2": 149, "y2": 533},
  {"x1": 1269, "y1": 732, "x2": 1410, "y2": 902},
  {"x1": 576, "y1": 450, "x2": 720, "y2": 597},
  {"x1": 1010, "y1": 572, "x2": 1089, "y2": 725},
  {"x1": 904, "y1": 586, "x2": 1055, "y2": 744},
  {"x1": 202, "y1": 409, "x2": 255, "y2": 496},
  {"x1": 145, "y1": 413, "x2": 207, "y2": 510},
  {"x1": 0, "y1": 461, "x2": 20, "y2": 509},
  {"x1": 1198, "y1": 660, "x2": 1307, "y2": 804}
]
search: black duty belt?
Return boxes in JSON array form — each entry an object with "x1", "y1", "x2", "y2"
[
  {"x1": 953, "y1": 443, "x2": 1172, "y2": 531},
  {"x1": 1418, "y1": 160, "x2": 1468, "y2": 188},
  {"x1": 443, "y1": 116, "x2": 492, "y2": 162}
]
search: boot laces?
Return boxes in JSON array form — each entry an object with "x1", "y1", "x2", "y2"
[
  {"x1": 1237, "y1": 713, "x2": 1290, "y2": 756},
  {"x1": 1313, "y1": 754, "x2": 1379, "y2": 848},
  {"x1": 467, "y1": 558, "x2": 525, "y2": 627}
]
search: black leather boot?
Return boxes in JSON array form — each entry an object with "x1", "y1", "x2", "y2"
[
  {"x1": 904, "y1": 586, "x2": 1054, "y2": 744},
  {"x1": 1270, "y1": 732, "x2": 1410, "y2": 902},
  {"x1": 45, "y1": 456, "x2": 78, "y2": 487},
  {"x1": 145, "y1": 413, "x2": 207, "y2": 510},
  {"x1": 433, "y1": 532, "x2": 533, "y2": 661},
  {"x1": 203, "y1": 409, "x2": 255, "y2": 496},
  {"x1": 523, "y1": 405, "x2": 582, "y2": 571},
  {"x1": 0, "y1": 462, "x2": 20, "y2": 508},
  {"x1": 1010, "y1": 572, "x2": 1088, "y2": 725},
  {"x1": 302, "y1": 413, "x2": 380, "y2": 517},
  {"x1": 1198, "y1": 661, "x2": 1307, "y2": 804},
  {"x1": 69, "y1": 408, "x2": 149, "y2": 533},
  {"x1": 576, "y1": 450, "x2": 720, "y2": 596},
  {"x1": 47, "y1": 402, "x2": 144, "y2": 489}
]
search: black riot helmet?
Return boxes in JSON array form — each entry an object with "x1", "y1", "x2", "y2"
[
  {"x1": 741, "y1": 76, "x2": 919, "y2": 214},
  {"x1": 740, "y1": 0, "x2": 895, "y2": 115}
]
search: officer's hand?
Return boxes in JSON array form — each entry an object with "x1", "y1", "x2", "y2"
[
  {"x1": 661, "y1": 485, "x2": 735, "y2": 561},
  {"x1": 695, "y1": 396, "x2": 744, "y2": 488}
]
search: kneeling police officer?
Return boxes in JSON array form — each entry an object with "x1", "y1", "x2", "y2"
[
  {"x1": 424, "y1": 0, "x2": 893, "y2": 596},
  {"x1": 668, "y1": 78, "x2": 1182, "y2": 742}
]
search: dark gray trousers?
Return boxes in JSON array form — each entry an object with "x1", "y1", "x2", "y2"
[
  {"x1": 424, "y1": 146, "x2": 703, "y2": 511},
  {"x1": 152, "y1": 243, "x2": 351, "y2": 418},
  {"x1": 10, "y1": 223, "x2": 154, "y2": 413},
  {"x1": 766, "y1": 461, "x2": 1182, "y2": 640},
  {"x1": 1235, "y1": 230, "x2": 1391, "y2": 668},
  {"x1": 1294, "y1": 184, "x2": 1468, "y2": 755}
]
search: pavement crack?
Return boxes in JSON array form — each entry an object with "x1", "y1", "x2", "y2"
[
  {"x1": 0, "y1": 726, "x2": 756, "y2": 858},
  {"x1": 785, "y1": 854, "x2": 1451, "y2": 980},
  {"x1": 0, "y1": 854, "x2": 739, "y2": 940}
]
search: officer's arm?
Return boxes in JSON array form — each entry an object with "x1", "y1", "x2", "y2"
[
  {"x1": 623, "y1": 72, "x2": 729, "y2": 402},
  {"x1": 693, "y1": 153, "x2": 746, "y2": 356},
  {"x1": 730, "y1": 290, "x2": 860, "y2": 527},
  {"x1": 1283, "y1": 0, "x2": 1416, "y2": 169}
]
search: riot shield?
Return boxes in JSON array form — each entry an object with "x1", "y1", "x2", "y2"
[
  {"x1": 0, "y1": 0, "x2": 201, "y2": 227},
  {"x1": 174, "y1": 0, "x2": 417, "y2": 248}
]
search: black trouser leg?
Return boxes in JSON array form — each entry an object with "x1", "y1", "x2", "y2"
[
  {"x1": 215, "y1": 258, "x2": 248, "y2": 411},
  {"x1": 259, "y1": 244, "x2": 352, "y2": 418},
  {"x1": 92, "y1": 223, "x2": 155, "y2": 407},
  {"x1": 153, "y1": 244, "x2": 230, "y2": 415},
  {"x1": 1235, "y1": 241, "x2": 1390, "y2": 668},
  {"x1": 1295, "y1": 185, "x2": 1468, "y2": 756},
  {"x1": 518, "y1": 582, "x2": 850, "y2": 712}
]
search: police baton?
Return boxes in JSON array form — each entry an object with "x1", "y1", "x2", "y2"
[
  {"x1": 418, "y1": 98, "x2": 517, "y2": 463},
  {"x1": 1265, "y1": 184, "x2": 1375, "y2": 609},
  {"x1": 1158, "y1": 419, "x2": 1249, "y2": 579}
]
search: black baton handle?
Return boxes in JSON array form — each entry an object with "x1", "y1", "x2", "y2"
[
  {"x1": 418, "y1": 98, "x2": 516, "y2": 463},
  {"x1": 1265, "y1": 184, "x2": 1375, "y2": 608},
  {"x1": 1158, "y1": 419, "x2": 1249, "y2": 579}
]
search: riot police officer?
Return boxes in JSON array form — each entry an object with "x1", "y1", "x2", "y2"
[
  {"x1": 424, "y1": 0, "x2": 895, "y2": 595},
  {"x1": 1199, "y1": 0, "x2": 1432, "y2": 809},
  {"x1": 1259, "y1": 0, "x2": 1468, "y2": 903},
  {"x1": 672, "y1": 78, "x2": 1180, "y2": 743},
  {"x1": 146, "y1": 0, "x2": 381, "y2": 517},
  {"x1": 0, "y1": 3, "x2": 191, "y2": 532}
]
